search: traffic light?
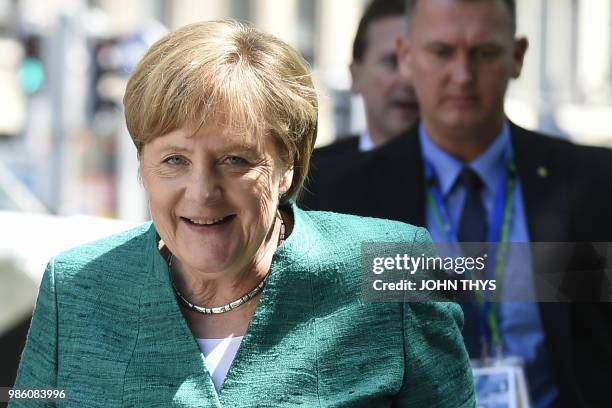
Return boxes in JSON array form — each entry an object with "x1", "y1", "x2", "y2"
[{"x1": 18, "y1": 35, "x2": 45, "y2": 95}]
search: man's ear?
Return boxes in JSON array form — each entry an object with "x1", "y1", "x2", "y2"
[
  {"x1": 511, "y1": 37, "x2": 529, "y2": 79},
  {"x1": 396, "y1": 36, "x2": 412, "y2": 80},
  {"x1": 349, "y1": 61, "x2": 362, "y2": 94}
]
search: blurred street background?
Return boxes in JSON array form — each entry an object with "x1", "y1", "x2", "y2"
[
  {"x1": 1, "y1": 0, "x2": 611, "y2": 220},
  {"x1": 0, "y1": 0, "x2": 611, "y2": 387}
]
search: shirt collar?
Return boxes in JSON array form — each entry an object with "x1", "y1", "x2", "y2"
[
  {"x1": 419, "y1": 122, "x2": 511, "y2": 197},
  {"x1": 358, "y1": 129, "x2": 375, "y2": 152}
]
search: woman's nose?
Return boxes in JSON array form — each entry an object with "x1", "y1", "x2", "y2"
[{"x1": 185, "y1": 166, "x2": 222, "y2": 204}]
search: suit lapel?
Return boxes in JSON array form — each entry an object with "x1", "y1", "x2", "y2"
[
  {"x1": 128, "y1": 236, "x2": 222, "y2": 407},
  {"x1": 511, "y1": 123, "x2": 570, "y2": 242},
  {"x1": 219, "y1": 207, "x2": 319, "y2": 405},
  {"x1": 366, "y1": 125, "x2": 426, "y2": 227},
  {"x1": 510, "y1": 123, "x2": 573, "y2": 388}
]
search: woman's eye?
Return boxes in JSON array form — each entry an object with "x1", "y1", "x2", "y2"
[
  {"x1": 223, "y1": 156, "x2": 248, "y2": 165},
  {"x1": 164, "y1": 156, "x2": 187, "y2": 166}
]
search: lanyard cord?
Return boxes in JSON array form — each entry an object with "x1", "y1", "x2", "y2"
[{"x1": 424, "y1": 157, "x2": 517, "y2": 358}]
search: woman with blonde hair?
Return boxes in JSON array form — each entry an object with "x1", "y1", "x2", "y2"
[{"x1": 11, "y1": 20, "x2": 474, "y2": 407}]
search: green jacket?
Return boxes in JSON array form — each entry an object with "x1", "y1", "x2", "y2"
[{"x1": 11, "y1": 208, "x2": 475, "y2": 407}]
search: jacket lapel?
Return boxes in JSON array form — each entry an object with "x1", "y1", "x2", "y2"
[
  {"x1": 510, "y1": 123, "x2": 573, "y2": 391},
  {"x1": 218, "y1": 207, "x2": 319, "y2": 406},
  {"x1": 124, "y1": 225, "x2": 221, "y2": 407}
]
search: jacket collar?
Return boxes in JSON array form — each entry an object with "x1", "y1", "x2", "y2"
[{"x1": 141, "y1": 205, "x2": 319, "y2": 405}]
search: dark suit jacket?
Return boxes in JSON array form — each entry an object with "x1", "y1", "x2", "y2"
[
  {"x1": 300, "y1": 122, "x2": 612, "y2": 408},
  {"x1": 311, "y1": 135, "x2": 360, "y2": 162}
]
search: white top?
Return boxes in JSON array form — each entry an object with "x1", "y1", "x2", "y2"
[{"x1": 196, "y1": 336, "x2": 244, "y2": 392}]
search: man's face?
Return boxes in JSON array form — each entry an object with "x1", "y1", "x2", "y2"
[
  {"x1": 351, "y1": 16, "x2": 419, "y2": 142},
  {"x1": 400, "y1": 0, "x2": 527, "y2": 135}
]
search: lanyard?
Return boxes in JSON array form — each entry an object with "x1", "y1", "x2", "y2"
[{"x1": 424, "y1": 154, "x2": 517, "y2": 359}]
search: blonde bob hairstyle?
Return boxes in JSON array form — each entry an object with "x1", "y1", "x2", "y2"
[{"x1": 124, "y1": 19, "x2": 318, "y2": 204}]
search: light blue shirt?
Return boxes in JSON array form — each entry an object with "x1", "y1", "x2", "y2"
[
  {"x1": 358, "y1": 130, "x2": 374, "y2": 152},
  {"x1": 419, "y1": 122, "x2": 559, "y2": 408}
]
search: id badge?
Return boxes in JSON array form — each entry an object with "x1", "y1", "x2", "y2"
[{"x1": 471, "y1": 357, "x2": 530, "y2": 408}]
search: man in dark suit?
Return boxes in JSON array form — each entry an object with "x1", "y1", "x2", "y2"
[
  {"x1": 302, "y1": 0, "x2": 612, "y2": 407},
  {"x1": 314, "y1": 0, "x2": 419, "y2": 160}
]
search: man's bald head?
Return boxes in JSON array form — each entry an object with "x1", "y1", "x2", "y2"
[{"x1": 405, "y1": 0, "x2": 517, "y2": 35}]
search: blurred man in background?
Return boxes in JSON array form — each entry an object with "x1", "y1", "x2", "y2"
[
  {"x1": 313, "y1": 0, "x2": 418, "y2": 160},
  {"x1": 302, "y1": 0, "x2": 612, "y2": 407}
]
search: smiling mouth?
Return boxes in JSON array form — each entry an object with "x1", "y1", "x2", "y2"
[{"x1": 182, "y1": 214, "x2": 236, "y2": 226}]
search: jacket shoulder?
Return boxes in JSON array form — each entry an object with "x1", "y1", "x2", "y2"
[
  {"x1": 299, "y1": 209, "x2": 424, "y2": 244},
  {"x1": 288, "y1": 209, "x2": 427, "y2": 275},
  {"x1": 512, "y1": 123, "x2": 612, "y2": 156},
  {"x1": 51, "y1": 222, "x2": 154, "y2": 283},
  {"x1": 512, "y1": 124, "x2": 612, "y2": 175}
]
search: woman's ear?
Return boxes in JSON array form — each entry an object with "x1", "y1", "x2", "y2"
[
  {"x1": 279, "y1": 165, "x2": 294, "y2": 196},
  {"x1": 139, "y1": 164, "x2": 149, "y2": 192},
  {"x1": 137, "y1": 149, "x2": 148, "y2": 191}
]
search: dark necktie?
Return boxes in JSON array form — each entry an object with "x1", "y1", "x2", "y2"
[
  {"x1": 456, "y1": 167, "x2": 488, "y2": 357},
  {"x1": 457, "y1": 168, "x2": 487, "y2": 243}
]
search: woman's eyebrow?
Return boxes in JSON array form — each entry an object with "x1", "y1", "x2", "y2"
[
  {"x1": 155, "y1": 144, "x2": 193, "y2": 155},
  {"x1": 217, "y1": 142, "x2": 262, "y2": 155},
  {"x1": 153, "y1": 142, "x2": 262, "y2": 157}
]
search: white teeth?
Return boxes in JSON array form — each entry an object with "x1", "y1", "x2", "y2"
[{"x1": 189, "y1": 217, "x2": 226, "y2": 225}]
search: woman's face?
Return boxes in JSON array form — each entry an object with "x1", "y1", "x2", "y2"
[{"x1": 140, "y1": 123, "x2": 293, "y2": 279}]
